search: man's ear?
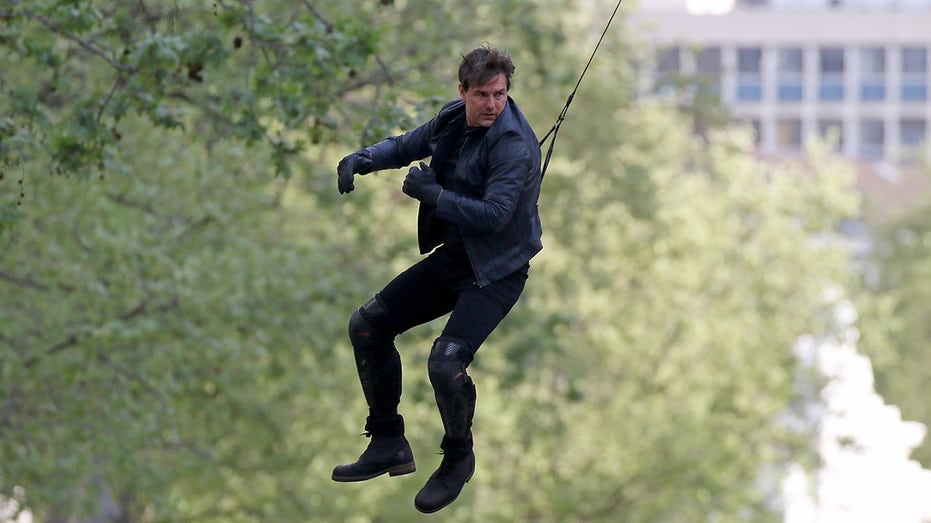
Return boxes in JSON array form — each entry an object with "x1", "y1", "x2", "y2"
[{"x1": 458, "y1": 83, "x2": 467, "y2": 100}]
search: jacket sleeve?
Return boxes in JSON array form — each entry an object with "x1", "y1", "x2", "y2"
[
  {"x1": 363, "y1": 122, "x2": 434, "y2": 172},
  {"x1": 362, "y1": 100, "x2": 464, "y2": 171},
  {"x1": 433, "y1": 130, "x2": 531, "y2": 233}
]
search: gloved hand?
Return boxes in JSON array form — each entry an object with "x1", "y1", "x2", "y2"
[
  {"x1": 402, "y1": 162, "x2": 443, "y2": 205},
  {"x1": 337, "y1": 150, "x2": 374, "y2": 194}
]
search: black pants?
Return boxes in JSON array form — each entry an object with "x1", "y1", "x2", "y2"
[{"x1": 352, "y1": 245, "x2": 528, "y2": 432}]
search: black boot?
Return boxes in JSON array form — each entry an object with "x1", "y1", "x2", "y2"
[
  {"x1": 331, "y1": 416, "x2": 416, "y2": 482},
  {"x1": 414, "y1": 446, "x2": 475, "y2": 513},
  {"x1": 416, "y1": 338, "x2": 478, "y2": 512}
]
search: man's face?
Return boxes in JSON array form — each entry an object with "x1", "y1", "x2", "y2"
[{"x1": 459, "y1": 73, "x2": 508, "y2": 127}]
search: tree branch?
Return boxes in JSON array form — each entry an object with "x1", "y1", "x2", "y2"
[
  {"x1": 97, "y1": 75, "x2": 128, "y2": 124},
  {"x1": 106, "y1": 192, "x2": 160, "y2": 216},
  {"x1": 0, "y1": 270, "x2": 77, "y2": 292},
  {"x1": 374, "y1": 55, "x2": 396, "y2": 86},
  {"x1": 23, "y1": 294, "x2": 180, "y2": 369},
  {"x1": 32, "y1": 13, "x2": 135, "y2": 73},
  {"x1": 299, "y1": 0, "x2": 334, "y2": 33}
]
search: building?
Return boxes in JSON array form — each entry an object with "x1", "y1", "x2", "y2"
[{"x1": 631, "y1": 0, "x2": 931, "y2": 215}]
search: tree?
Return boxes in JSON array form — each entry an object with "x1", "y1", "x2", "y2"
[
  {"x1": 0, "y1": 0, "x2": 568, "y2": 230},
  {"x1": 0, "y1": 0, "x2": 883, "y2": 521},
  {"x1": 463, "y1": 107, "x2": 863, "y2": 522},
  {"x1": 2, "y1": 118, "x2": 323, "y2": 520},
  {"x1": 0, "y1": 0, "x2": 571, "y2": 520},
  {"x1": 0, "y1": 0, "x2": 384, "y2": 179},
  {"x1": 870, "y1": 194, "x2": 931, "y2": 468}
]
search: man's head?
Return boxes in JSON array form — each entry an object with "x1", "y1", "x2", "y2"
[{"x1": 458, "y1": 46, "x2": 515, "y2": 127}]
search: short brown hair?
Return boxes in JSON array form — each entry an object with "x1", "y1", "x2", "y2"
[{"x1": 458, "y1": 46, "x2": 515, "y2": 91}]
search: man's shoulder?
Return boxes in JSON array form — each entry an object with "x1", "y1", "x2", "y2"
[
  {"x1": 425, "y1": 99, "x2": 465, "y2": 132},
  {"x1": 439, "y1": 98, "x2": 465, "y2": 112},
  {"x1": 437, "y1": 99, "x2": 465, "y2": 119},
  {"x1": 488, "y1": 98, "x2": 537, "y2": 142}
]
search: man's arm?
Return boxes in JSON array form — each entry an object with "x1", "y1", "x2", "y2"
[
  {"x1": 433, "y1": 132, "x2": 531, "y2": 233},
  {"x1": 363, "y1": 122, "x2": 435, "y2": 172},
  {"x1": 336, "y1": 116, "x2": 436, "y2": 195}
]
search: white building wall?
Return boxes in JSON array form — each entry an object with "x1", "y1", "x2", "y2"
[{"x1": 632, "y1": 7, "x2": 931, "y2": 163}]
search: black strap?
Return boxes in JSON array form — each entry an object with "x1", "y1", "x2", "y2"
[{"x1": 539, "y1": 0, "x2": 624, "y2": 179}]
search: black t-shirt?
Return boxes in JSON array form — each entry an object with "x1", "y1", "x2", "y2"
[{"x1": 433, "y1": 122, "x2": 485, "y2": 283}]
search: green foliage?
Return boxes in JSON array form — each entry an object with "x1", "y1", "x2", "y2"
[
  {"x1": 1, "y1": 0, "x2": 570, "y2": 224},
  {"x1": 472, "y1": 107, "x2": 859, "y2": 522},
  {"x1": 870, "y1": 192, "x2": 931, "y2": 467},
  {"x1": 1, "y1": 0, "x2": 382, "y2": 185},
  {"x1": 1, "y1": 119, "x2": 306, "y2": 519},
  {"x1": 0, "y1": 0, "x2": 884, "y2": 521}
]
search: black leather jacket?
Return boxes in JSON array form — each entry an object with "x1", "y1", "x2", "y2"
[{"x1": 364, "y1": 98, "x2": 543, "y2": 287}]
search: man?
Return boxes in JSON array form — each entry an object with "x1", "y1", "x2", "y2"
[{"x1": 331, "y1": 46, "x2": 543, "y2": 514}]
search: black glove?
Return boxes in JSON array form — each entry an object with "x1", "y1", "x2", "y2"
[
  {"x1": 337, "y1": 151, "x2": 374, "y2": 194},
  {"x1": 402, "y1": 162, "x2": 443, "y2": 205}
]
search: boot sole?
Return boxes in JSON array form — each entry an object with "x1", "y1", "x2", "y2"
[{"x1": 331, "y1": 461, "x2": 416, "y2": 482}]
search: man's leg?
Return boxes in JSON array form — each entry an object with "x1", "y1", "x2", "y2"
[
  {"x1": 332, "y1": 257, "x2": 459, "y2": 482},
  {"x1": 415, "y1": 267, "x2": 528, "y2": 512},
  {"x1": 332, "y1": 294, "x2": 415, "y2": 482},
  {"x1": 347, "y1": 295, "x2": 404, "y2": 434}
]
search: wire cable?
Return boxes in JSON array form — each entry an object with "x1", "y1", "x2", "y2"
[{"x1": 539, "y1": 0, "x2": 625, "y2": 178}]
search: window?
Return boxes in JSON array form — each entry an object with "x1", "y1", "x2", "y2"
[
  {"x1": 859, "y1": 47, "x2": 886, "y2": 101},
  {"x1": 656, "y1": 46, "x2": 680, "y2": 75},
  {"x1": 695, "y1": 47, "x2": 722, "y2": 99},
  {"x1": 818, "y1": 119, "x2": 844, "y2": 152},
  {"x1": 777, "y1": 47, "x2": 804, "y2": 101},
  {"x1": 900, "y1": 119, "x2": 927, "y2": 163},
  {"x1": 859, "y1": 119, "x2": 884, "y2": 159},
  {"x1": 901, "y1": 46, "x2": 927, "y2": 101},
  {"x1": 901, "y1": 119, "x2": 927, "y2": 147},
  {"x1": 819, "y1": 47, "x2": 845, "y2": 101},
  {"x1": 777, "y1": 118, "x2": 802, "y2": 152},
  {"x1": 820, "y1": 48, "x2": 845, "y2": 73},
  {"x1": 737, "y1": 47, "x2": 763, "y2": 101},
  {"x1": 654, "y1": 46, "x2": 681, "y2": 94}
]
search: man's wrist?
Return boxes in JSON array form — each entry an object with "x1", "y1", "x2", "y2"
[
  {"x1": 355, "y1": 150, "x2": 374, "y2": 175},
  {"x1": 422, "y1": 184, "x2": 442, "y2": 206}
]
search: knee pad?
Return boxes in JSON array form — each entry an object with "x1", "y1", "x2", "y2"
[
  {"x1": 428, "y1": 338, "x2": 476, "y2": 440},
  {"x1": 427, "y1": 338, "x2": 474, "y2": 396},
  {"x1": 348, "y1": 295, "x2": 401, "y2": 413},
  {"x1": 348, "y1": 295, "x2": 388, "y2": 349}
]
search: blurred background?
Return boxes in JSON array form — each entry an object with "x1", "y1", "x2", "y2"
[{"x1": 2, "y1": 0, "x2": 930, "y2": 521}]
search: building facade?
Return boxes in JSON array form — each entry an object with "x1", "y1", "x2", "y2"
[{"x1": 634, "y1": 3, "x2": 931, "y2": 165}]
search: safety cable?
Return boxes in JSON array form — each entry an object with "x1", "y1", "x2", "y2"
[{"x1": 539, "y1": 0, "x2": 625, "y2": 178}]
